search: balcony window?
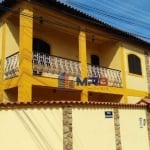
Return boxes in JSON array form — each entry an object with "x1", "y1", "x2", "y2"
[
  {"x1": 128, "y1": 54, "x2": 142, "y2": 75},
  {"x1": 33, "y1": 38, "x2": 50, "y2": 54},
  {"x1": 91, "y1": 55, "x2": 100, "y2": 66}
]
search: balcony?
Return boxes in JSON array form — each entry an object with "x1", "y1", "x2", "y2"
[
  {"x1": 32, "y1": 52, "x2": 122, "y2": 88},
  {"x1": 4, "y1": 52, "x2": 122, "y2": 88},
  {"x1": 4, "y1": 52, "x2": 19, "y2": 79}
]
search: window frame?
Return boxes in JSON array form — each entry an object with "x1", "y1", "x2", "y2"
[{"x1": 127, "y1": 54, "x2": 142, "y2": 76}]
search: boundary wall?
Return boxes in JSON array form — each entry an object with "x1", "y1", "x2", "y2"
[{"x1": 0, "y1": 101, "x2": 149, "y2": 150}]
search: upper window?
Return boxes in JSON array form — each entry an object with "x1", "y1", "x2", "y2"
[
  {"x1": 33, "y1": 38, "x2": 50, "y2": 55},
  {"x1": 91, "y1": 55, "x2": 100, "y2": 66},
  {"x1": 128, "y1": 54, "x2": 142, "y2": 75}
]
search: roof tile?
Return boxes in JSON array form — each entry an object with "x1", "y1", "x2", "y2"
[{"x1": 0, "y1": 100, "x2": 146, "y2": 108}]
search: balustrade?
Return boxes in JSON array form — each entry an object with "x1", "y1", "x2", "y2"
[
  {"x1": 32, "y1": 52, "x2": 81, "y2": 77},
  {"x1": 88, "y1": 64, "x2": 122, "y2": 87},
  {"x1": 4, "y1": 52, "x2": 122, "y2": 88},
  {"x1": 5, "y1": 52, "x2": 19, "y2": 79}
]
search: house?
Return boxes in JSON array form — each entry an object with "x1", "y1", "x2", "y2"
[{"x1": 0, "y1": 0, "x2": 150, "y2": 103}]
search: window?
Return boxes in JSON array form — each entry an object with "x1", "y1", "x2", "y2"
[
  {"x1": 128, "y1": 54, "x2": 142, "y2": 75},
  {"x1": 91, "y1": 55, "x2": 100, "y2": 66},
  {"x1": 33, "y1": 38, "x2": 50, "y2": 54}
]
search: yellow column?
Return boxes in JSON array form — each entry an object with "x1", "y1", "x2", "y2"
[
  {"x1": 0, "y1": 20, "x2": 6, "y2": 101},
  {"x1": 18, "y1": 80, "x2": 32, "y2": 102},
  {"x1": 119, "y1": 43, "x2": 128, "y2": 103},
  {"x1": 79, "y1": 31, "x2": 88, "y2": 102},
  {"x1": 18, "y1": 4, "x2": 33, "y2": 102}
]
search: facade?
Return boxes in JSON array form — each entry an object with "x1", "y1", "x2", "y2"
[{"x1": 0, "y1": 0, "x2": 150, "y2": 103}]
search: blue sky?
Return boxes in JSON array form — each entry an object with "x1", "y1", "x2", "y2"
[
  {"x1": 57, "y1": 0, "x2": 150, "y2": 43},
  {"x1": 1, "y1": 0, "x2": 150, "y2": 43}
]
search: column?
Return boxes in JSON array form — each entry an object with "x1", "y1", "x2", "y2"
[
  {"x1": 0, "y1": 20, "x2": 6, "y2": 101},
  {"x1": 119, "y1": 43, "x2": 127, "y2": 103},
  {"x1": 18, "y1": 80, "x2": 32, "y2": 102},
  {"x1": 18, "y1": 3, "x2": 33, "y2": 102},
  {"x1": 79, "y1": 31, "x2": 88, "y2": 101}
]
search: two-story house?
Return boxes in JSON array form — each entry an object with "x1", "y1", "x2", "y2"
[{"x1": 0, "y1": 0, "x2": 150, "y2": 103}]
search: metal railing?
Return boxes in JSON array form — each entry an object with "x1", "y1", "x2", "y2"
[
  {"x1": 32, "y1": 52, "x2": 81, "y2": 77},
  {"x1": 87, "y1": 64, "x2": 122, "y2": 87},
  {"x1": 5, "y1": 52, "x2": 19, "y2": 79},
  {"x1": 32, "y1": 52, "x2": 122, "y2": 87},
  {"x1": 4, "y1": 52, "x2": 122, "y2": 88}
]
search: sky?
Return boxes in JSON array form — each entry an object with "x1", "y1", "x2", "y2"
[
  {"x1": 1, "y1": 0, "x2": 150, "y2": 43},
  {"x1": 57, "y1": 0, "x2": 150, "y2": 43}
]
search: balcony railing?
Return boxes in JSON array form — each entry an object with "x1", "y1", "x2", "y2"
[
  {"x1": 88, "y1": 64, "x2": 122, "y2": 87},
  {"x1": 32, "y1": 52, "x2": 122, "y2": 87},
  {"x1": 5, "y1": 52, "x2": 19, "y2": 79},
  {"x1": 32, "y1": 52, "x2": 81, "y2": 77},
  {"x1": 3, "y1": 52, "x2": 122, "y2": 88}
]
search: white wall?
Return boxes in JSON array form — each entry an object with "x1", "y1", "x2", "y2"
[
  {"x1": 0, "y1": 106, "x2": 149, "y2": 150},
  {"x1": 0, "y1": 107, "x2": 63, "y2": 150},
  {"x1": 119, "y1": 108, "x2": 149, "y2": 150},
  {"x1": 127, "y1": 96, "x2": 143, "y2": 104},
  {"x1": 72, "y1": 107, "x2": 116, "y2": 150}
]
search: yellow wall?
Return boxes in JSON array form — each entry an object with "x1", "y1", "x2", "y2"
[
  {"x1": 100, "y1": 42, "x2": 121, "y2": 70},
  {"x1": 0, "y1": 21, "x2": 2, "y2": 59},
  {"x1": 0, "y1": 107, "x2": 63, "y2": 150},
  {"x1": 34, "y1": 24, "x2": 78, "y2": 60},
  {"x1": 73, "y1": 107, "x2": 116, "y2": 150},
  {"x1": 5, "y1": 20, "x2": 19, "y2": 57},
  {"x1": 87, "y1": 41, "x2": 121, "y2": 70},
  {"x1": 123, "y1": 44, "x2": 148, "y2": 92},
  {"x1": 87, "y1": 41, "x2": 100, "y2": 64},
  {"x1": 34, "y1": 22, "x2": 121, "y2": 71},
  {"x1": 119, "y1": 108, "x2": 149, "y2": 150}
]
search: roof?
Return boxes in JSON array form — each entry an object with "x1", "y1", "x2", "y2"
[
  {"x1": 0, "y1": 101, "x2": 146, "y2": 108},
  {"x1": 137, "y1": 98, "x2": 150, "y2": 105},
  {"x1": 0, "y1": 0, "x2": 150, "y2": 48}
]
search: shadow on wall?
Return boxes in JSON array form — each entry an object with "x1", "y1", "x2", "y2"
[{"x1": 32, "y1": 85, "x2": 81, "y2": 101}]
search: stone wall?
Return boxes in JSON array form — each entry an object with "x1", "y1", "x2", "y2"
[
  {"x1": 144, "y1": 50, "x2": 150, "y2": 92},
  {"x1": 63, "y1": 106, "x2": 73, "y2": 150},
  {"x1": 146, "y1": 109, "x2": 150, "y2": 149},
  {"x1": 114, "y1": 108, "x2": 122, "y2": 150}
]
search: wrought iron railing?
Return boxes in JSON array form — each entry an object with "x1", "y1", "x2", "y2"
[
  {"x1": 32, "y1": 52, "x2": 81, "y2": 77},
  {"x1": 87, "y1": 64, "x2": 122, "y2": 87},
  {"x1": 5, "y1": 52, "x2": 19, "y2": 79},
  {"x1": 32, "y1": 52, "x2": 122, "y2": 87}
]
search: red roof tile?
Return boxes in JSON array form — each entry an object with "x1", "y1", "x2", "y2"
[
  {"x1": 137, "y1": 98, "x2": 150, "y2": 105},
  {"x1": 0, "y1": 100, "x2": 146, "y2": 108}
]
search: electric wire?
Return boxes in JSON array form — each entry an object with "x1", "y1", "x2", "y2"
[
  {"x1": 89, "y1": 0, "x2": 150, "y2": 23},
  {"x1": 63, "y1": 0, "x2": 150, "y2": 40},
  {"x1": 0, "y1": 4, "x2": 124, "y2": 42},
  {"x1": 0, "y1": 3, "x2": 150, "y2": 42},
  {"x1": 66, "y1": 0, "x2": 150, "y2": 29},
  {"x1": 1, "y1": 1, "x2": 150, "y2": 28}
]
